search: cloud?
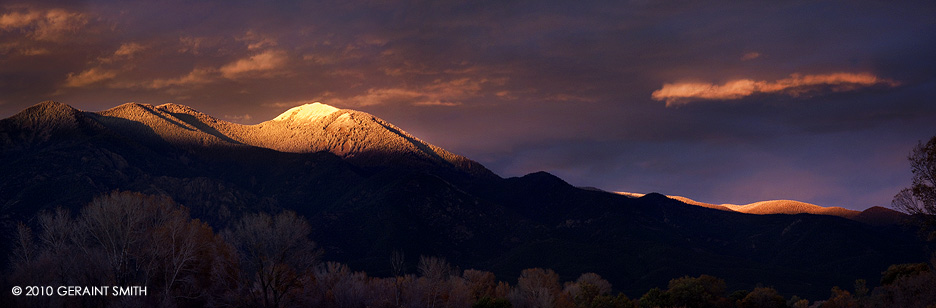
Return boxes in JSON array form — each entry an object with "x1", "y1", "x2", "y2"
[
  {"x1": 262, "y1": 100, "x2": 323, "y2": 108},
  {"x1": 329, "y1": 88, "x2": 425, "y2": 107},
  {"x1": 21, "y1": 47, "x2": 49, "y2": 55},
  {"x1": 178, "y1": 36, "x2": 221, "y2": 55},
  {"x1": 64, "y1": 67, "x2": 117, "y2": 87},
  {"x1": 146, "y1": 68, "x2": 215, "y2": 89},
  {"x1": 223, "y1": 114, "x2": 252, "y2": 122},
  {"x1": 0, "y1": 8, "x2": 88, "y2": 41},
  {"x1": 0, "y1": 10, "x2": 40, "y2": 28},
  {"x1": 238, "y1": 30, "x2": 277, "y2": 51},
  {"x1": 651, "y1": 72, "x2": 899, "y2": 106},
  {"x1": 545, "y1": 93, "x2": 597, "y2": 103},
  {"x1": 110, "y1": 49, "x2": 289, "y2": 90},
  {"x1": 219, "y1": 50, "x2": 288, "y2": 79},
  {"x1": 413, "y1": 101, "x2": 462, "y2": 107},
  {"x1": 326, "y1": 78, "x2": 493, "y2": 107},
  {"x1": 97, "y1": 42, "x2": 145, "y2": 63},
  {"x1": 113, "y1": 42, "x2": 144, "y2": 57},
  {"x1": 741, "y1": 52, "x2": 761, "y2": 61}
]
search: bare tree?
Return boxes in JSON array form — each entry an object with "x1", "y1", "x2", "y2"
[
  {"x1": 416, "y1": 255, "x2": 456, "y2": 308},
  {"x1": 79, "y1": 191, "x2": 164, "y2": 285},
  {"x1": 510, "y1": 268, "x2": 563, "y2": 308},
  {"x1": 564, "y1": 272, "x2": 612, "y2": 300},
  {"x1": 142, "y1": 204, "x2": 222, "y2": 304},
  {"x1": 225, "y1": 210, "x2": 321, "y2": 308},
  {"x1": 390, "y1": 249, "x2": 406, "y2": 306},
  {"x1": 391, "y1": 249, "x2": 406, "y2": 276},
  {"x1": 463, "y1": 269, "x2": 498, "y2": 301},
  {"x1": 6, "y1": 191, "x2": 236, "y2": 307},
  {"x1": 9, "y1": 222, "x2": 36, "y2": 269},
  {"x1": 37, "y1": 207, "x2": 77, "y2": 256},
  {"x1": 418, "y1": 255, "x2": 454, "y2": 281},
  {"x1": 894, "y1": 136, "x2": 936, "y2": 239}
]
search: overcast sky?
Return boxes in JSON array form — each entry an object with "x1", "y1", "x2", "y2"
[{"x1": 2, "y1": 0, "x2": 934, "y2": 210}]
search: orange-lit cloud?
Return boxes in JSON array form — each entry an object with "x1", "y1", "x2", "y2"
[
  {"x1": 114, "y1": 43, "x2": 144, "y2": 57},
  {"x1": 97, "y1": 42, "x2": 145, "y2": 63},
  {"x1": 219, "y1": 50, "x2": 288, "y2": 78},
  {"x1": 330, "y1": 88, "x2": 426, "y2": 107},
  {"x1": 64, "y1": 67, "x2": 117, "y2": 87},
  {"x1": 223, "y1": 114, "x2": 252, "y2": 122},
  {"x1": 238, "y1": 30, "x2": 277, "y2": 51},
  {"x1": 146, "y1": 68, "x2": 216, "y2": 89},
  {"x1": 21, "y1": 47, "x2": 49, "y2": 55},
  {"x1": 0, "y1": 8, "x2": 88, "y2": 41},
  {"x1": 326, "y1": 78, "x2": 492, "y2": 107},
  {"x1": 110, "y1": 49, "x2": 289, "y2": 90},
  {"x1": 413, "y1": 101, "x2": 462, "y2": 107},
  {"x1": 178, "y1": 36, "x2": 221, "y2": 55},
  {"x1": 263, "y1": 100, "x2": 322, "y2": 108},
  {"x1": 652, "y1": 72, "x2": 899, "y2": 106},
  {"x1": 0, "y1": 10, "x2": 40, "y2": 28}
]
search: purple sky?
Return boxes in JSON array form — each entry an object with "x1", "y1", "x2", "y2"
[{"x1": 2, "y1": 1, "x2": 934, "y2": 210}]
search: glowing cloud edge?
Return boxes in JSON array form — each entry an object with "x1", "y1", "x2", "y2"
[{"x1": 652, "y1": 72, "x2": 899, "y2": 107}]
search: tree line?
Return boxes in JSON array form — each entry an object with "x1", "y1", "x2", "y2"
[{"x1": 3, "y1": 191, "x2": 935, "y2": 308}]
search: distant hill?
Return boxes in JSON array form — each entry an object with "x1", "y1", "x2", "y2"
[
  {"x1": 0, "y1": 101, "x2": 926, "y2": 300},
  {"x1": 617, "y1": 192, "x2": 907, "y2": 225}
]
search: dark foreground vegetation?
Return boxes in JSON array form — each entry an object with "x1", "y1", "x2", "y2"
[{"x1": 3, "y1": 191, "x2": 935, "y2": 308}]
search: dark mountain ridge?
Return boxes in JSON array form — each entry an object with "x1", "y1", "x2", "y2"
[{"x1": 0, "y1": 101, "x2": 927, "y2": 300}]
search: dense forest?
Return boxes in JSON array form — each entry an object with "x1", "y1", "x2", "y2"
[{"x1": 3, "y1": 191, "x2": 934, "y2": 308}]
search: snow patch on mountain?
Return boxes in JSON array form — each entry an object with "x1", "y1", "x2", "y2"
[{"x1": 272, "y1": 103, "x2": 339, "y2": 122}]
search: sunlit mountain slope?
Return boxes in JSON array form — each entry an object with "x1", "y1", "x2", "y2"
[
  {"x1": 92, "y1": 102, "x2": 491, "y2": 176},
  {"x1": 616, "y1": 192, "x2": 906, "y2": 222}
]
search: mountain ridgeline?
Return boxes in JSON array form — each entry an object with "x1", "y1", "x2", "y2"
[{"x1": 0, "y1": 101, "x2": 926, "y2": 300}]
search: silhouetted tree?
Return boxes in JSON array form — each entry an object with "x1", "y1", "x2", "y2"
[
  {"x1": 821, "y1": 286, "x2": 856, "y2": 308},
  {"x1": 464, "y1": 269, "x2": 500, "y2": 301},
  {"x1": 474, "y1": 296, "x2": 513, "y2": 308},
  {"x1": 419, "y1": 255, "x2": 455, "y2": 281},
  {"x1": 880, "y1": 263, "x2": 930, "y2": 286},
  {"x1": 565, "y1": 273, "x2": 612, "y2": 300},
  {"x1": 510, "y1": 268, "x2": 566, "y2": 308},
  {"x1": 665, "y1": 274, "x2": 727, "y2": 308},
  {"x1": 9, "y1": 222, "x2": 35, "y2": 270},
  {"x1": 391, "y1": 249, "x2": 406, "y2": 276},
  {"x1": 893, "y1": 135, "x2": 936, "y2": 239},
  {"x1": 6, "y1": 191, "x2": 235, "y2": 307},
  {"x1": 728, "y1": 289, "x2": 749, "y2": 304},
  {"x1": 739, "y1": 287, "x2": 785, "y2": 308},
  {"x1": 416, "y1": 255, "x2": 458, "y2": 308},
  {"x1": 224, "y1": 210, "x2": 321, "y2": 308},
  {"x1": 638, "y1": 287, "x2": 670, "y2": 308},
  {"x1": 312, "y1": 262, "x2": 381, "y2": 308},
  {"x1": 391, "y1": 250, "x2": 406, "y2": 306},
  {"x1": 873, "y1": 265, "x2": 936, "y2": 308},
  {"x1": 786, "y1": 295, "x2": 810, "y2": 308},
  {"x1": 564, "y1": 273, "x2": 633, "y2": 308}
]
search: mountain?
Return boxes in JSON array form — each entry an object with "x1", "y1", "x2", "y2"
[
  {"x1": 616, "y1": 192, "x2": 908, "y2": 224},
  {"x1": 91, "y1": 101, "x2": 492, "y2": 177},
  {"x1": 852, "y1": 206, "x2": 911, "y2": 226},
  {"x1": 728, "y1": 200, "x2": 859, "y2": 217},
  {"x1": 0, "y1": 101, "x2": 927, "y2": 300}
]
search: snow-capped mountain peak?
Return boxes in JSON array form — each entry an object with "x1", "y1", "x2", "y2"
[{"x1": 272, "y1": 102, "x2": 340, "y2": 122}]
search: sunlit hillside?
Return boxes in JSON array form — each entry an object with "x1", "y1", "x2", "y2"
[
  {"x1": 94, "y1": 102, "x2": 489, "y2": 174},
  {"x1": 618, "y1": 192, "x2": 861, "y2": 218}
]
